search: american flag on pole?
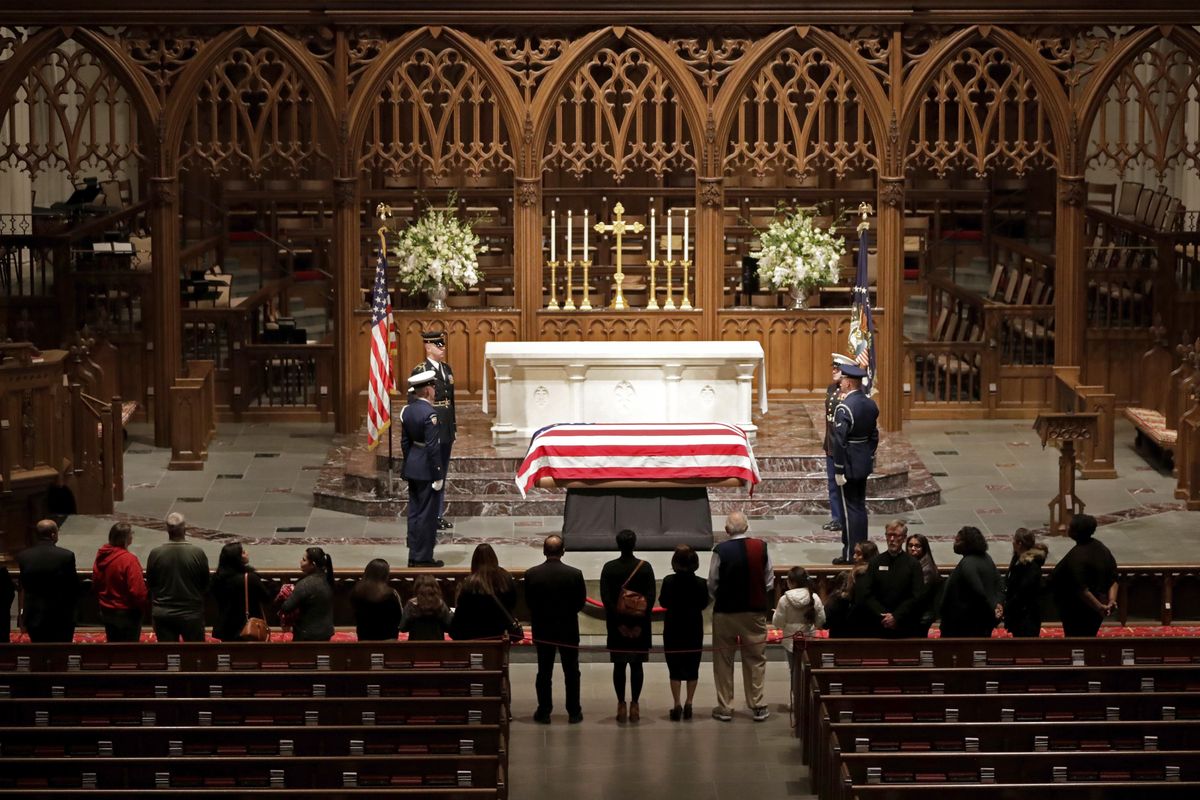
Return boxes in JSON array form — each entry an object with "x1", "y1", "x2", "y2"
[
  {"x1": 515, "y1": 422, "x2": 761, "y2": 498},
  {"x1": 367, "y1": 248, "x2": 392, "y2": 449},
  {"x1": 847, "y1": 215, "x2": 877, "y2": 395}
]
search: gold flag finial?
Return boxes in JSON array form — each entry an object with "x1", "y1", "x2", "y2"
[{"x1": 857, "y1": 201, "x2": 873, "y2": 234}]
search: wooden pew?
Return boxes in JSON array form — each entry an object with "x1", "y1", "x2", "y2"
[{"x1": 1124, "y1": 332, "x2": 1188, "y2": 467}]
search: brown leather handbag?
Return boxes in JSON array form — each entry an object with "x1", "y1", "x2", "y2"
[
  {"x1": 615, "y1": 560, "x2": 648, "y2": 616},
  {"x1": 238, "y1": 573, "x2": 270, "y2": 642}
]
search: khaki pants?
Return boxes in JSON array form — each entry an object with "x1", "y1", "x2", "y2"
[{"x1": 712, "y1": 611, "x2": 768, "y2": 712}]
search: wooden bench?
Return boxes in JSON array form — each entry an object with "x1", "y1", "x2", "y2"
[{"x1": 1123, "y1": 329, "x2": 1186, "y2": 466}]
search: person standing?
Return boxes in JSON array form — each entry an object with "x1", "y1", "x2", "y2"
[
  {"x1": 401, "y1": 369, "x2": 444, "y2": 568},
  {"x1": 411, "y1": 330, "x2": 455, "y2": 531},
  {"x1": 92, "y1": 522, "x2": 149, "y2": 642},
  {"x1": 17, "y1": 519, "x2": 79, "y2": 642},
  {"x1": 1004, "y1": 528, "x2": 1048, "y2": 637},
  {"x1": 856, "y1": 523, "x2": 923, "y2": 638},
  {"x1": 659, "y1": 544, "x2": 709, "y2": 722},
  {"x1": 938, "y1": 526, "x2": 1004, "y2": 638},
  {"x1": 1, "y1": 564, "x2": 14, "y2": 642},
  {"x1": 146, "y1": 512, "x2": 210, "y2": 642},
  {"x1": 279, "y1": 547, "x2": 335, "y2": 642},
  {"x1": 830, "y1": 363, "x2": 879, "y2": 565},
  {"x1": 600, "y1": 530, "x2": 656, "y2": 724},
  {"x1": 210, "y1": 543, "x2": 270, "y2": 643},
  {"x1": 1051, "y1": 514, "x2": 1118, "y2": 636},
  {"x1": 524, "y1": 535, "x2": 587, "y2": 724},
  {"x1": 709, "y1": 511, "x2": 774, "y2": 723},
  {"x1": 822, "y1": 354, "x2": 857, "y2": 534}
]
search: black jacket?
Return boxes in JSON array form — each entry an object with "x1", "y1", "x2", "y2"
[
  {"x1": 211, "y1": 570, "x2": 270, "y2": 642},
  {"x1": 1005, "y1": 545, "x2": 1048, "y2": 637},
  {"x1": 450, "y1": 574, "x2": 517, "y2": 640},
  {"x1": 524, "y1": 558, "x2": 587, "y2": 644},
  {"x1": 939, "y1": 552, "x2": 1003, "y2": 637},
  {"x1": 600, "y1": 555, "x2": 657, "y2": 653},
  {"x1": 857, "y1": 550, "x2": 923, "y2": 636},
  {"x1": 16, "y1": 540, "x2": 79, "y2": 632}
]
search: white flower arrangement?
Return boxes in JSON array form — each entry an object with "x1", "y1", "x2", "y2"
[
  {"x1": 392, "y1": 204, "x2": 485, "y2": 293},
  {"x1": 755, "y1": 208, "x2": 846, "y2": 295}
]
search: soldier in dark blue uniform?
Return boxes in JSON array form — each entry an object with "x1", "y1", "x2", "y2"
[
  {"x1": 411, "y1": 330, "x2": 456, "y2": 530},
  {"x1": 830, "y1": 363, "x2": 879, "y2": 565},
  {"x1": 401, "y1": 369, "x2": 444, "y2": 568},
  {"x1": 822, "y1": 354, "x2": 858, "y2": 533}
]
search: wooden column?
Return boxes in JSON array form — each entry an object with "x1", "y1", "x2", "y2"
[
  {"x1": 1055, "y1": 175, "x2": 1087, "y2": 368},
  {"x1": 697, "y1": 177, "x2": 724, "y2": 339},
  {"x1": 332, "y1": 176, "x2": 361, "y2": 434},
  {"x1": 514, "y1": 177, "x2": 542, "y2": 340},
  {"x1": 149, "y1": 175, "x2": 181, "y2": 447},
  {"x1": 876, "y1": 176, "x2": 905, "y2": 431}
]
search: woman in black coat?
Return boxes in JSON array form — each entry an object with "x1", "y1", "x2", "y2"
[
  {"x1": 938, "y1": 526, "x2": 1003, "y2": 638},
  {"x1": 350, "y1": 558, "x2": 403, "y2": 641},
  {"x1": 210, "y1": 543, "x2": 270, "y2": 642},
  {"x1": 1004, "y1": 528, "x2": 1048, "y2": 637},
  {"x1": 658, "y1": 544, "x2": 709, "y2": 721},
  {"x1": 599, "y1": 529, "x2": 656, "y2": 724},
  {"x1": 449, "y1": 544, "x2": 517, "y2": 640}
]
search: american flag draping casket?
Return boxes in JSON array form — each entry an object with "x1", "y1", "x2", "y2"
[{"x1": 514, "y1": 422, "x2": 761, "y2": 498}]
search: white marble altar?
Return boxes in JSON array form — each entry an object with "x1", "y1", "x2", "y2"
[{"x1": 482, "y1": 341, "x2": 766, "y2": 440}]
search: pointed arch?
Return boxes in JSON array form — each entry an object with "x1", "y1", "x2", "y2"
[
  {"x1": 346, "y1": 26, "x2": 524, "y2": 181},
  {"x1": 711, "y1": 26, "x2": 892, "y2": 179},
  {"x1": 162, "y1": 25, "x2": 337, "y2": 175},
  {"x1": 899, "y1": 25, "x2": 1072, "y2": 174},
  {"x1": 528, "y1": 26, "x2": 709, "y2": 181}
]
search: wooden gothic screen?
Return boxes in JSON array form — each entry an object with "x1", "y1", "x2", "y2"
[{"x1": 2, "y1": 3, "x2": 1199, "y2": 442}]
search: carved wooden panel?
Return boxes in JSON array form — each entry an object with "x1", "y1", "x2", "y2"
[
  {"x1": 118, "y1": 26, "x2": 210, "y2": 100},
  {"x1": 0, "y1": 37, "x2": 144, "y2": 179},
  {"x1": 1087, "y1": 36, "x2": 1200, "y2": 180},
  {"x1": 536, "y1": 312, "x2": 703, "y2": 342},
  {"x1": 490, "y1": 36, "x2": 570, "y2": 104},
  {"x1": 725, "y1": 41, "x2": 879, "y2": 180},
  {"x1": 669, "y1": 36, "x2": 752, "y2": 104},
  {"x1": 179, "y1": 42, "x2": 330, "y2": 177},
  {"x1": 359, "y1": 38, "x2": 514, "y2": 183},
  {"x1": 908, "y1": 40, "x2": 1057, "y2": 176},
  {"x1": 1084, "y1": 329, "x2": 1152, "y2": 408},
  {"x1": 995, "y1": 365, "x2": 1053, "y2": 414},
  {"x1": 543, "y1": 39, "x2": 696, "y2": 182},
  {"x1": 719, "y1": 311, "x2": 852, "y2": 396}
]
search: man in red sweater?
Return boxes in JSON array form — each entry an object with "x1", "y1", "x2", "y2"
[{"x1": 92, "y1": 522, "x2": 149, "y2": 642}]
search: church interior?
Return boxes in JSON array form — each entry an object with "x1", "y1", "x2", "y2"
[{"x1": 3, "y1": 2, "x2": 1200, "y2": 798}]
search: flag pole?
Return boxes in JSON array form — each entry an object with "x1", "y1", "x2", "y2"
[{"x1": 377, "y1": 203, "x2": 395, "y2": 496}]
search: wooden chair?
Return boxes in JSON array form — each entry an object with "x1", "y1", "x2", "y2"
[{"x1": 1117, "y1": 181, "x2": 1144, "y2": 217}]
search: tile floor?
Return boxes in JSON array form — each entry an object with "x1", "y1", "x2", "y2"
[{"x1": 50, "y1": 414, "x2": 1199, "y2": 800}]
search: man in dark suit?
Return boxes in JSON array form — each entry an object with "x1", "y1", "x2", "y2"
[
  {"x1": 524, "y1": 534, "x2": 587, "y2": 724},
  {"x1": 830, "y1": 363, "x2": 880, "y2": 565},
  {"x1": 16, "y1": 519, "x2": 79, "y2": 642},
  {"x1": 401, "y1": 369, "x2": 444, "y2": 568},
  {"x1": 411, "y1": 330, "x2": 456, "y2": 530}
]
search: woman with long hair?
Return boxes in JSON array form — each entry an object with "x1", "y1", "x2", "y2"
[
  {"x1": 449, "y1": 544, "x2": 518, "y2": 640},
  {"x1": 350, "y1": 558, "x2": 403, "y2": 641},
  {"x1": 211, "y1": 542, "x2": 270, "y2": 642},
  {"x1": 906, "y1": 531, "x2": 941, "y2": 638},
  {"x1": 1005, "y1": 528, "x2": 1049, "y2": 637},
  {"x1": 278, "y1": 546, "x2": 335, "y2": 641}
]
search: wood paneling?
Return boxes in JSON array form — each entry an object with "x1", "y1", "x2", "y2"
[
  {"x1": 718, "y1": 310, "x2": 853, "y2": 398},
  {"x1": 536, "y1": 312, "x2": 703, "y2": 342}
]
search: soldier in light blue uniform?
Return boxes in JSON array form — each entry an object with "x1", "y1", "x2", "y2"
[
  {"x1": 401, "y1": 370, "x2": 444, "y2": 568},
  {"x1": 830, "y1": 363, "x2": 879, "y2": 565}
]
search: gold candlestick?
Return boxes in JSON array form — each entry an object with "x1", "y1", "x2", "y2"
[
  {"x1": 679, "y1": 259, "x2": 693, "y2": 310},
  {"x1": 663, "y1": 259, "x2": 676, "y2": 310},
  {"x1": 579, "y1": 260, "x2": 593, "y2": 311},
  {"x1": 546, "y1": 260, "x2": 560, "y2": 310},
  {"x1": 646, "y1": 259, "x2": 660, "y2": 310},
  {"x1": 563, "y1": 259, "x2": 576, "y2": 311},
  {"x1": 593, "y1": 202, "x2": 644, "y2": 311}
]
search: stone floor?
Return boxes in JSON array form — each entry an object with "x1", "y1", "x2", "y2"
[{"x1": 51, "y1": 412, "x2": 1200, "y2": 800}]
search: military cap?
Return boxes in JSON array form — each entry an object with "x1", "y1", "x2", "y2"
[
  {"x1": 409, "y1": 369, "x2": 437, "y2": 391},
  {"x1": 832, "y1": 353, "x2": 857, "y2": 367},
  {"x1": 421, "y1": 331, "x2": 447, "y2": 346},
  {"x1": 840, "y1": 362, "x2": 867, "y2": 379}
]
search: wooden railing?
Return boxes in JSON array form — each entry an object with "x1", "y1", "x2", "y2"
[
  {"x1": 989, "y1": 235, "x2": 1055, "y2": 305},
  {"x1": 903, "y1": 339, "x2": 995, "y2": 418},
  {"x1": 169, "y1": 360, "x2": 217, "y2": 470},
  {"x1": 1053, "y1": 366, "x2": 1117, "y2": 479},
  {"x1": 232, "y1": 342, "x2": 334, "y2": 421}
]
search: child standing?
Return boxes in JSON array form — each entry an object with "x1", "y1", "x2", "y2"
[{"x1": 773, "y1": 566, "x2": 826, "y2": 690}]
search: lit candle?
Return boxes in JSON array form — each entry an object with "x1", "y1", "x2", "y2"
[
  {"x1": 683, "y1": 209, "x2": 690, "y2": 262},
  {"x1": 667, "y1": 209, "x2": 673, "y2": 261},
  {"x1": 550, "y1": 209, "x2": 556, "y2": 262},
  {"x1": 583, "y1": 209, "x2": 589, "y2": 260},
  {"x1": 566, "y1": 210, "x2": 573, "y2": 261},
  {"x1": 650, "y1": 207, "x2": 656, "y2": 261}
]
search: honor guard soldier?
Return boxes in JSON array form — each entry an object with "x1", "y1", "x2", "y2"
[
  {"x1": 822, "y1": 354, "x2": 858, "y2": 534},
  {"x1": 830, "y1": 362, "x2": 879, "y2": 565},
  {"x1": 402, "y1": 370, "x2": 444, "y2": 568},
  {"x1": 412, "y1": 330, "x2": 456, "y2": 530}
]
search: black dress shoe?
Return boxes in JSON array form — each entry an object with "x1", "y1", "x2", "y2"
[
  {"x1": 831, "y1": 557, "x2": 851, "y2": 566},
  {"x1": 568, "y1": 712, "x2": 584, "y2": 724},
  {"x1": 533, "y1": 711, "x2": 552, "y2": 724},
  {"x1": 410, "y1": 559, "x2": 445, "y2": 568},
  {"x1": 821, "y1": 520, "x2": 844, "y2": 531},
  {"x1": 437, "y1": 518, "x2": 454, "y2": 530}
]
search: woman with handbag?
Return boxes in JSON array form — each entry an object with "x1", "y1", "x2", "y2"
[
  {"x1": 600, "y1": 529, "x2": 656, "y2": 723},
  {"x1": 211, "y1": 543, "x2": 270, "y2": 642},
  {"x1": 449, "y1": 544, "x2": 520, "y2": 641}
]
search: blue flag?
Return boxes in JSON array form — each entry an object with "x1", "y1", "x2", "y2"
[{"x1": 847, "y1": 222, "x2": 877, "y2": 395}]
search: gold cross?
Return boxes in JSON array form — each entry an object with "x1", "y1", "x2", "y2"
[{"x1": 593, "y1": 202, "x2": 644, "y2": 310}]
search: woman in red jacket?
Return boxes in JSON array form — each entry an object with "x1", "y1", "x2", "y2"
[{"x1": 92, "y1": 522, "x2": 149, "y2": 642}]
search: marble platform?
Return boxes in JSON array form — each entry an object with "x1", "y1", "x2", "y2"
[{"x1": 312, "y1": 401, "x2": 942, "y2": 519}]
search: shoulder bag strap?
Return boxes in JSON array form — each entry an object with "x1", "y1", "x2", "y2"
[
  {"x1": 620, "y1": 560, "x2": 644, "y2": 591},
  {"x1": 244, "y1": 573, "x2": 251, "y2": 621}
]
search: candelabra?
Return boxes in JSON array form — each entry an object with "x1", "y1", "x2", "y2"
[
  {"x1": 562, "y1": 259, "x2": 576, "y2": 311},
  {"x1": 578, "y1": 259, "x2": 593, "y2": 311},
  {"x1": 679, "y1": 259, "x2": 693, "y2": 310},
  {"x1": 646, "y1": 259, "x2": 661, "y2": 310},
  {"x1": 545, "y1": 260, "x2": 560, "y2": 310},
  {"x1": 662, "y1": 259, "x2": 676, "y2": 310}
]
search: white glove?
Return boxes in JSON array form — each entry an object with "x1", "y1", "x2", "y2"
[
  {"x1": 432, "y1": 480, "x2": 444, "y2": 491},
  {"x1": 834, "y1": 473, "x2": 847, "y2": 487}
]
